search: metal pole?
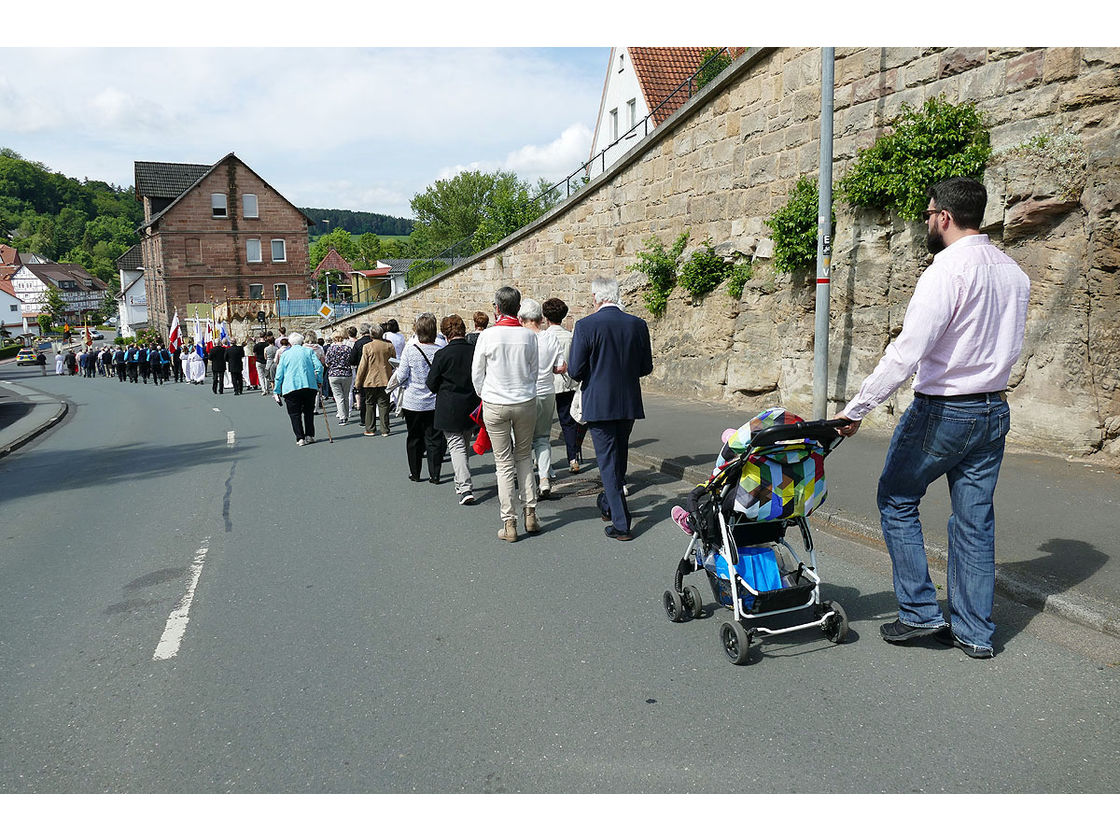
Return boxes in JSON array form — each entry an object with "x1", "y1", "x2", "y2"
[{"x1": 812, "y1": 47, "x2": 835, "y2": 420}]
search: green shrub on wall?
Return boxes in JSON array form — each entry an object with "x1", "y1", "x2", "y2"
[
  {"x1": 766, "y1": 176, "x2": 832, "y2": 274},
  {"x1": 677, "y1": 239, "x2": 728, "y2": 298},
  {"x1": 630, "y1": 230, "x2": 690, "y2": 316},
  {"x1": 726, "y1": 260, "x2": 753, "y2": 299},
  {"x1": 838, "y1": 95, "x2": 991, "y2": 221}
]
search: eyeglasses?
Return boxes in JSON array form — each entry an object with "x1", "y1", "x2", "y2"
[{"x1": 923, "y1": 208, "x2": 943, "y2": 221}]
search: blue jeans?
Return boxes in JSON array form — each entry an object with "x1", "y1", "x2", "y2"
[{"x1": 877, "y1": 394, "x2": 1010, "y2": 652}]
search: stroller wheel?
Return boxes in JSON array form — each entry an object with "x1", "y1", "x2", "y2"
[
  {"x1": 684, "y1": 585, "x2": 704, "y2": 620},
  {"x1": 822, "y1": 600, "x2": 849, "y2": 644},
  {"x1": 720, "y1": 622, "x2": 751, "y2": 665},
  {"x1": 662, "y1": 589, "x2": 686, "y2": 623}
]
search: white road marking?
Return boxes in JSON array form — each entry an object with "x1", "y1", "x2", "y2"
[
  {"x1": 212, "y1": 408, "x2": 221, "y2": 412},
  {"x1": 227, "y1": 430, "x2": 236, "y2": 447},
  {"x1": 153, "y1": 537, "x2": 210, "y2": 661}
]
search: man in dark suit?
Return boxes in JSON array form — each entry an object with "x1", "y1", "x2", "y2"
[
  {"x1": 226, "y1": 339, "x2": 246, "y2": 395},
  {"x1": 567, "y1": 277, "x2": 654, "y2": 541},
  {"x1": 209, "y1": 340, "x2": 228, "y2": 394}
]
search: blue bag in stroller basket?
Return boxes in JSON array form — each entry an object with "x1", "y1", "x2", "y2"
[{"x1": 707, "y1": 546, "x2": 783, "y2": 610}]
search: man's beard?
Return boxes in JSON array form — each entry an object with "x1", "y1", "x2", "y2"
[{"x1": 927, "y1": 227, "x2": 946, "y2": 254}]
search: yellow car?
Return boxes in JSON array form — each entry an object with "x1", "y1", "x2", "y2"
[{"x1": 16, "y1": 348, "x2": 40, "y2": 365}]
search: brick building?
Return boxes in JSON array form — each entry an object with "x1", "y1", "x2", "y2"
[{"x1": 134, "y1": 153, "x2": 315, "y2": 337}]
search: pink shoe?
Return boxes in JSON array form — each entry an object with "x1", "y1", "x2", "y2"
[{"x1": 671, "y1": 505, "x2": 694, "y2": 535}]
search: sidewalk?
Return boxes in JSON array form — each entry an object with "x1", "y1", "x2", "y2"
[
  {"x1": 2, "y1": 365, "x2": 1118, "y2": 638},
  {"x1": 0, "y1": 370, "x2": 68, "y2": 459},
  {"x1": 629, "y1": 390, "x2": 1120, "y2": 638}
]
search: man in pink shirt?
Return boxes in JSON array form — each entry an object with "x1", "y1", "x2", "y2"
[{"x1": 834, "y1": 177, "x2": 1030, "y2": 659}]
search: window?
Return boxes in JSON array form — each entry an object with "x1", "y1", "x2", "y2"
[
  {"x1": 211, "y1": 193, "x2": 228, "y2": 218},
  {"x1": 618, "y1": 52, "x2": 625, "y2": 73},
  {"x1": 627, "y1": 98, "x2": 637, "y2": 129},
  {"x1": 249, "y1": 284, "x2": 263, "y2": 300},
  {"x1": 185, "y1": 237, "x2": 202, "y2": 265},
  {"x1": 188, "y1": 284, "x2": 205, "y2": 303},
  {"x1": 609, "y1": 108, "x2": 618, "y2": 142},
  {"x1": 246, "y1": 238, "x2": 262, "y2": 263},
  {"x1": 243, "y1": 194, "x2": 258, "y2": 218},
  {"x1": 271, "y1": 239, "x2": 286, "y2": 262},
  {"x1": 9, "y1": 304, "x2": 17, "y2": 312},
  {"x1": 273, "y1": 284, "x2": 288, "y2": 301}
]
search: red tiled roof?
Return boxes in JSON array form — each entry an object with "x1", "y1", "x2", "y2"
[
  {"x1": 1, "y1": 244, "x2": 19, "y2": 267},
  {"x1": 312, "y1": 247, "x2": 354, "y2": 279},
  {"x1": 629, "y1": 47, "x2": 745, "y2": 125},
  {"x1": 0, "y1": 277, "x2": 17, "y2": 297}
]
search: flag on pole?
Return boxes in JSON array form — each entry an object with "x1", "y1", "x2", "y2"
[
  {"x1": 204, "y1": 320, "x2": 214, "y2": 354},
  {"x1": 84, "y1": 323, "x2": 92, "y2": 346},
  {"x1": 219, "y1": 320, "x2": 228, "y2": 342},
  {"x1": 168, "y1": 312, "x2": 181, "y2": 353}
]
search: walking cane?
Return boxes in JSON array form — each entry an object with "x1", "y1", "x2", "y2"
[{"x1": 318, "y1": 393, "x2": 334, "y2": 443}]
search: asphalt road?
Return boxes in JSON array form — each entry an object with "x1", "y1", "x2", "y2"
[{"x1": 1, "y1": 370, "x2": 1118, "y2": 795}]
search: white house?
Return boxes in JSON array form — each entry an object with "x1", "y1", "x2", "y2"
[
  {"x1": 10, "y1": 261, "x2": 108, "y2": 324},
  {"x1": 0, "y1": 279, "x2": 30, "y2": 337},
  {"x1": 589, "y1": 47, "x2": 738, "y2": 174},
  {"x1": 115, "y1": 243, "x2": 148, "y2": 337}
]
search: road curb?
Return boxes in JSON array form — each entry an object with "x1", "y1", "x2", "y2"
[
  {"x1": 0, "y1": 393, "x2": 70, "y2": 460},
  {"x1": 630, "y1": 448, "x2": 1120, "y2": 640}
]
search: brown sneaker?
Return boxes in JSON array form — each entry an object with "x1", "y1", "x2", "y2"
[
  {"x1": 498, "y1": 520, "x2": 518, "y2": 542},
  {"x1": 569, "y1": 459, "x2": 581, "y2": 474},
  {"x1": 524, "y1": 507, "x2": 541, "y2": 533}
]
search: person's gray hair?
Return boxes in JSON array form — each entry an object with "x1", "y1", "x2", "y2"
[
  {"x1": 591, "y1": 276, "x2": 620, "y2": 305},
  {"x1": 360, "y1": 322, "x2": 372, "y2": 335},
  {"x1": 518, "y1": 297, "x2": 543, "y2": 323},
  {"x1": 370, "y1": 325, "x2": 383, "y2": 340},
  {"x1": 289, "y1": 332, "x2": 304, "y2": 345},
  {"x1": 494, "y1": 286, "x2": 521, "y2": 317}
]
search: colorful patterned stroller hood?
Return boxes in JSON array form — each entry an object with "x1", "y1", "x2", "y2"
[{"x1": 711, "y1": 407, "x2": 841, "y2": 522}]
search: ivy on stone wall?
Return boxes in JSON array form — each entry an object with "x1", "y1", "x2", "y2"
[
  {"x1": 838, "y1": 95, "x2": 991, "y2": 221},
  {"x1": 630, "y1": 230, "x2": 690, "y2": 316},
  {"x1": 766, "y1": 176, "x2": 832, "y2": 274}
]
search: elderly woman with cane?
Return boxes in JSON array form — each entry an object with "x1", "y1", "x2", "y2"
[{"x1": 273, "y1": 332, "x2": 325, "y2": 446}]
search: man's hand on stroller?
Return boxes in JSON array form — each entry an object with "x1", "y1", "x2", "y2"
[{"x1": 832, "y1": 414, "x2": 861, "y2": 437}]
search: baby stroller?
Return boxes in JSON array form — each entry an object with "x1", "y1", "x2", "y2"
[{"x1": 662, "y1": 408, "x2": 848, "y2": 665}]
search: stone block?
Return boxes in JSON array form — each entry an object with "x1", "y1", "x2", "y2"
[
  {"x1": 1005, "y1": 49, "x2": 1045, "y2": 93},
  {"x1": 1059, "y1": 67, "x2": 1120, "y2": 110},
  {"x1": 940, "y1": 47, "x2": 987, "y2": 78},
  {"x1": 902, "y1": 53, "x2": 940, "y2": 88},
  {"x1": 1044, "y1": 47, "x2": 1082, "y2": 83},
  {"x1": 1082, "y1": 48, "x2": 1120, "y2": 67},
  {"x1": 852, "y1": 68, "x2": 899, "y2": 104}
]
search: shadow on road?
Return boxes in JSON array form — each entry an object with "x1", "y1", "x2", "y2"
[{"x1": 0, "y1": 438, "x2": 251, "y2": 503}]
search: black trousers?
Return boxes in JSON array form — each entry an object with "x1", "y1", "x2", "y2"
[
  {"x1": 212, "y1": 368, "x2": 225, "y2": 393},
  {"x1": 588, "y1": 419, "x2": 635, "y2": 533},
  {"x1": 173, "y1": 359, "x2": 184, "y2": 382},
  {"x1": 230, "y1": 368, "x2": 244, "y2": 395},
  {"x1": 283, "y1": 388, "x2": 317, "y2": 441},
  {"x1": 117, "y1": 365, "x2": 126, "y2": 382},
  {"x1": 127, "y1": 363, "x2": 138, "y2": 382},
  {"x1": 554, "y1": 390, "x2": 587, "y2": 462},
  {"x1": 403, "y1": 408, "x2": 446, "y2": 480}
]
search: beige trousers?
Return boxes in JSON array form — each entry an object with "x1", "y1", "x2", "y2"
[{"x1": 483, "y1": 399, "x2": 538, "y2": 522}]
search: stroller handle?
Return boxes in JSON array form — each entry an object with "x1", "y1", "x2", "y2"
[{"x1": 746, "y1": 418, "x2": 847, "y2": 450}]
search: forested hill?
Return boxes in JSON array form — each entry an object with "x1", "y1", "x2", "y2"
[
  {"x1": 0, "y1": 148, "x2": 142, "y2": 286},
  {"x1": 301, "y1": 207, "x2": 413, "y2": 237}
]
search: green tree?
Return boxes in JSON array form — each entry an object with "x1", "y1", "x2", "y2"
[
  {"x1": 37, "y1": 313, "x2": 52, "y2": 335},
  {"x1": 308, "y1": 227, "x2": 358, "y2": 270},
  {"x1": 696, "y1": 48, "x2": 732, "y2": 89},
  {"x1": 472, "y1": 177, "x2": 562, "y2": 252},
  {"x1": 409, "y1": 170, "x2": 525, "y2": 256},
  {"x1": 353, "y1": 232, "x2": 384, "y2": 269},
  {"x1": 42, "y1": 284, "x2": 68, "y2": 325}
]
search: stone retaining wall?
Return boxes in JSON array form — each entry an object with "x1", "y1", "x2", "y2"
[{"x1": 330, "y1": 47, "x2": 1120, "y2": 459}]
